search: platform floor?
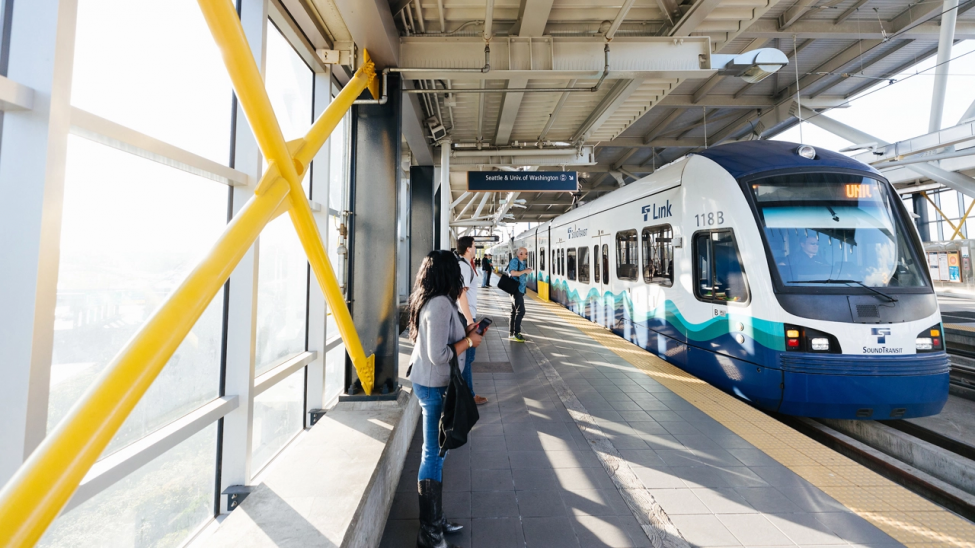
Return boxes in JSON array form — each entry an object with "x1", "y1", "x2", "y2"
[{"x1": 380, "y1": 288, "x2": 975, "y2": 548}]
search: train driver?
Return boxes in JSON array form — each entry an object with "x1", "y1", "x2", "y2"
[{"x1": 789, "y1": 233, "x2": 830, "y2": 279}]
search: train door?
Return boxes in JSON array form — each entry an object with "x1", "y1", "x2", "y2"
[
  {"x1": 688, "y1": 229, "x2": 780, "y2": 408},
  {"x1": 538, "y1": 227, "x2": 550, "y2": 301},
  {"x1": 591, "y1": 230, "x2": 612, "y2": 328}
]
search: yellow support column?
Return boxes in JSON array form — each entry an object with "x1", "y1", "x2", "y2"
[{"x1": 197, "y1": 0, "x2": 377, "y2": 394}]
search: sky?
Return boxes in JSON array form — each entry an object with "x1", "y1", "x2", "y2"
[
  {"x1": 496, "y1": 39, "x2": 975, "y2": 242},
  {"x1": 774, "y1": 39, "x2": 975, "y2": 149}
]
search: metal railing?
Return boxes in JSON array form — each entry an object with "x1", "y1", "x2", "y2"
[{"x1": 0, "y1": 1, "x2": 378, "y2": 545}]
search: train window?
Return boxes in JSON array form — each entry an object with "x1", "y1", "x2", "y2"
[
  {"x1": 615, "y1": 230, "x2": 639, "y2": 280},
  {"x1": 578, "y1": 247, "x2": 590, "y2": 283},
  {"x1": 540, "y1": 248, "x2": 545, "y2": 271},
  {"x1": 694, "y1": 230, "x2": 749, "y2": 303},
  {"x1": 567, "y1": 248, "x2": 577, "y2": 281},
  {"x1": 602, "y1": 244, "x2": 609, "y2": 282},
  {"x1": 642, "y1": 225, "x2": 674, "y2": 286},
  {"x1": 559, "y1": 248, "x2": 564, "y2": 276},
  {"x1": 593, "y1": 245, "x2": 600, "y2": 283}
]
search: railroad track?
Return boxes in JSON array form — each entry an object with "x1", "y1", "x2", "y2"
[{"x1": 946, "y1": 349, "x2": 975, "y2": 400}]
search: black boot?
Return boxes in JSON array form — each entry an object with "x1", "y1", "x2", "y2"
[
  {"x1": 432, "y1": 479, "x2": 463, "y2": 535},
  {"x1": 417, "y1": 480, "x2": 459, "y2": 548}
]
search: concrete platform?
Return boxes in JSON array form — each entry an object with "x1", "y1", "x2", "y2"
[
  {"x1": 197, "y1": 384, "x2": 419, "y2": 547},
  {"x1": 379, "y1": 289, "x2": 971, "y2": 548}
]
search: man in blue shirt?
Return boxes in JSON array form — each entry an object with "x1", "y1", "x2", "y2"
[{"x1": 506, "y1": 247, "x2": 532, "y2": 342}]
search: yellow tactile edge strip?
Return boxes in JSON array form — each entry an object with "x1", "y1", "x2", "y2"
[
  {"x1": 527, "y1": 292, "x2": 975, "y2": 548},
  {"x1": 945, "y1": 323, "x2": 975, "y2": 334}
]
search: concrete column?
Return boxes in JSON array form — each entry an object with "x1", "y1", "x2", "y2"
[
  {"x1": 349, "y1": 73, "x2": 402, "y2": 395},
  {"x1": 440, "y1": 139, "x2": 452, "y2": 250},
  {"x1": 219, "y1": 0, "x2": 267, "y2": 504},
  {"x1": 410, "y1": 166, "x2": 434, "y2": 284},
  {"x1": 930, "y1": 0, "x2": 959, "y2": 133},
  {"x1": 0, "y1": 0, "x2": 79, "y2": 484}
]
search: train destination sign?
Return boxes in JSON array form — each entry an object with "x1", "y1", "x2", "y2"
[{"x1": 467, "y1": 171, "x2": 578, "y2": 192}]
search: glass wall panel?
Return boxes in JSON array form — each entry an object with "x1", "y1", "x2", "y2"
[
  {"x1": 325, "y1": 103, "x2": 351, "y2": 341},
  {"x1": 324, "y1": 343, "x2": 346, "y2": 407},
  {"x1": 266, "y1": 20, "x2": 312, "y2": 193},
  {"x1": 71, "y1": 0, "x2": 232, "y2": 163},
  {"x1": 255, "y1": 215, "x2": 308, "y2": 374},
  {"x1": 50, "y1": 137, "x2": 226, "y2": 455},
  {"x1": 252, "y1": 369, "x2": 305, "y2": 471},
  {"x1": 38, "y1": 424, "x2": 217, "y2": 548}
]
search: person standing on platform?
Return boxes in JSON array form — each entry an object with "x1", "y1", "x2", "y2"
[
  {"x1": 507, "y1": 247, "x2": 532, "y2": 343},
  {"x1": 481, "y1": 253, "x2": 493, "y2": 287},
  {"x1": 407, "y1": 250, "x2": 482, "y2": 548},
  {"x1": 456, "y1": 236, "x2": 489, "y2": 405}
]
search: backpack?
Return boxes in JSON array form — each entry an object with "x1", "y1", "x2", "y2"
[
  {"x1": 457, "y1": 255, "x2": 475, "y2": 284},
  {"x1": 439, "y1": 345, "x2": 479, "y2": 456}
]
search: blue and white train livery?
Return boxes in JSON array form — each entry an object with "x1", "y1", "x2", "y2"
[{"x1": 496, "y1": 141, "x2": 948, "y2": 420}]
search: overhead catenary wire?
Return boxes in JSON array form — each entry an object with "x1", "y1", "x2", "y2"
[{"x1": 793, "y1": 46, "x2": 975, "y2": 130}]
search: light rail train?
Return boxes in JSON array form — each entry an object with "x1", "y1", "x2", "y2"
[{"x1": 490, "y1": 141, "x2": 949, "y2": 419}]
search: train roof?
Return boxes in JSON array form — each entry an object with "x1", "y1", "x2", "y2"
[
  {"x1": 692, "y1": 141, "x2": 882, "y2": 180},
  {"x1": 551, "y1": 157, "x2": 687, "y2": 229}
]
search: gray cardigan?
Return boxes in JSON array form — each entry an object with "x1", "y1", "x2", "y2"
[{"x1": 409, "y1": 295, "x2": 468, "y2": 387}]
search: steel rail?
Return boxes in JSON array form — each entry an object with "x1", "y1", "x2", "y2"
[{"x1": 0, "y1": 1, "x2": 380, "y2": 543}]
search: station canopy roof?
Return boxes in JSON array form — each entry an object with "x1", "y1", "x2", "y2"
[{"x1": 317, "y1": 0, "x2": 975, "y2": 223}]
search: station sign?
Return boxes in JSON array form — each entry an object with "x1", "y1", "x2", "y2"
[
  {"x1": 473, "y1": 235, "x2": 500, "y2": 242},
  {"x1": 467, "y1": 171, "x2": 578, "y2": 192}
]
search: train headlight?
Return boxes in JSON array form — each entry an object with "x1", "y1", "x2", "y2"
[
  {"x1": 797, "y1": 145, "x2": 817, "y2": 159},
  {"x1": 915, "y1": 324, "x2": 943, "y2": 352},
  {"x1": 784, "y1": 324, "x2": 840, "y2": 352}
]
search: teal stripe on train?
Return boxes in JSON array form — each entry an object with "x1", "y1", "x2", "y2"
[{"x1": 548, "y1": 278, "x2": 785, "y2": 351}]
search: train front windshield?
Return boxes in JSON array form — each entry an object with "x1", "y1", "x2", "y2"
[{"x1": 749, "y1": 174, "x2": 928, "y2": 289}]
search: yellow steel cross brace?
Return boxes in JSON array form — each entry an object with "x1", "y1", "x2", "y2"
[{"x1": 0, "y1": 1, "x2": 379, "y2": 545}]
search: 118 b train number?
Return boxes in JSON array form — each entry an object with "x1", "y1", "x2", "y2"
[{"x1": 694, "y1": 211, "x2": 724, "y2": 226}]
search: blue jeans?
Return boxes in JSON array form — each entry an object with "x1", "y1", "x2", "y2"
[
  {"x1": 481, "y1": 270, "x2": 491, "y2": 286},
  {"x1": 415, "y1": 383, "x2": 447, "y2": 481},
  {"x1": 463, "y1": 346, "x2": 476, "y2": 396}
]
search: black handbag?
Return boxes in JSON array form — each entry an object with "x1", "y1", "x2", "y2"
[
  {"x1": 497, "y1": 273, "x2": 520, "y2": 295},
  {"x1": 438, "y1": 345, "x2": 479, "y2": 456}
]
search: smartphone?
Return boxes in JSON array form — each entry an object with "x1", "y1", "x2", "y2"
[{"x1": 475, "y1": 317, "x2": 493, "y2": 335}]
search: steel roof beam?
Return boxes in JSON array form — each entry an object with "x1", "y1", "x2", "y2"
[
  {"x1": 643, "y1": 109, "x2": 683, "y2": 143},
  {"x1": 670, "y1": 0, "x2": 723, "y2": 37},
  {"x1": 606, "y1": 0, "x2": 638, "y2": 40},
  {"x1": 797, "y1": 108, "x2": 975, "y2": 196},
  {"x1": 834, "y1": 0, "x2": 869, "y2": 24},
  {"x1": 397, "y1": 36, "x2": 712, "y2": 82},
  {"x1": 740, "y1": 20, "x2": 975, "y2": 40},
  {"x1": 778, "y1": 0, "x2": 818, "y2": 30},
  {"x1": 807, "y1": 39, "x2": 914, "y2": 99},
  {"x1": 571, "y1": 78, "x2": 646, "y2": 143},
  {"x1": 509, "y1": 0, "x2": 555, "y2": 37},
  {"x1": 493, "y1": 0, "x2": 557, "y2": 145},
  {"x1": 658, "y1": 95, "x2": 845, "y2": 108}
]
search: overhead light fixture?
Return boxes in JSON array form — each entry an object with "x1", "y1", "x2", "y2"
[{"x1": 712, "y1": 48, "x2": 789, "y2": 84}]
